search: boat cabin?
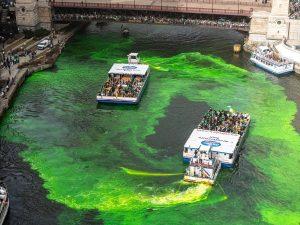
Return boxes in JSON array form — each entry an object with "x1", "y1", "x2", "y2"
[
  {"x1": 184, "y1": 144, "x2": 221, "y2": 184},
  {"x1": 128, "y1": 53, "x2": 140, "y2": 64},
  {"x1": 257, "y1": 46, "x2": 270, "y2": 53},
  {"x1": 183, "y1": 129, "x2": 240, "y2": 167}
]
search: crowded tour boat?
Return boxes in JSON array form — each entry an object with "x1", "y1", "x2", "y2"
[
  {"x1": 0, "y1": 184, "x2": 9, "y2": 225},
  {"x1": 250, "y1": 46, "x2": 294, "y2": 75},
  {"x1": 96, "y1": 53, "x2": 150, "y2": 104},
  {"x1": 182, "y1": 108, "x2": 250, "y2": 184}
]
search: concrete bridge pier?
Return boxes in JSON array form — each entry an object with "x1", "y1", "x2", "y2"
[
  {"x1": 248, "y1": 0, "x2": 300, "y2": 45},
  {"x1": 15, "y1": 0, "x2": 52, "y2": 31}
]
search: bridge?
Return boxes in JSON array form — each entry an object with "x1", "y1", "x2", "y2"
[
  {"x1": 50, "y1": 0, "x2": 271, "y2": 17},
  {"x1": 15, "y1": 0, "x2": 272, "y2": 31}
]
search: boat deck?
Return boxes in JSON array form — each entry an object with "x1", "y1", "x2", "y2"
[{"x1": 97, "y1": 62, "x2": 150, "y2": 104}]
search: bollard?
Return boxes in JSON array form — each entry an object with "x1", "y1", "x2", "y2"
[{"x1": 233, "y1": 44, "x2": 242, "y2": 53}]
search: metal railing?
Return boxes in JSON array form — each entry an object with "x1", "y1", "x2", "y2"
[
  {"x1": 174, "y1": 0, "x2": 271, "y2": 7},
  {"x1": 51, "y1": 2, "x2": 253, "y2": 16}
]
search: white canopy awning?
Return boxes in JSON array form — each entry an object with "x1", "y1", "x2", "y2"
[
  {"x1": 108, "y1": 63, "x2": 149, "y2": 76},
  {"x1": 184, "y1": 129, "x2": 240, "y2": 154}
]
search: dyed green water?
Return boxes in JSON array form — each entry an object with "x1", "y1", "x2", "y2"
[{"x1": 1, "y1": 23, "x2": 300, "y2": 225}]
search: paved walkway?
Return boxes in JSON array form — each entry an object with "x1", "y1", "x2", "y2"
[{"x1": 0, "y1": 30, "x2": 72, "y2": 117}]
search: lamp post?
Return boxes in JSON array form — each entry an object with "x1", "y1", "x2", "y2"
[{"x1": 186, "y1": 0, "x2": 187, "y2": 12}]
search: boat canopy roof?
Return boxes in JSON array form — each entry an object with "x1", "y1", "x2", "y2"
[
  {"x1": 108, "y1": 63, "x2": 149, "y2": 76},
  {"x1": 128, "y1": 53, "x2": 139, "y2": 57},
  {"x1": 184, "y1": 129, "x2": 240, "y2": 154}
]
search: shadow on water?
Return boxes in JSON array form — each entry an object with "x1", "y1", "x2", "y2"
[
  {"x1": 146, "y1": 96, "x2": 209, "y2": 158},
  {"x1": 0, "y1": 138, "x2": 105, "y2": 225},
  {"x1": 0, "y1": 138, "x2": 64, "y2": 225}
]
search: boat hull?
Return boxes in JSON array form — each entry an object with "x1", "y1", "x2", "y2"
[
  {"x1": 183, "y1": 157, "x2": 190, "y2": 164},
  {"x1": 184, "y1": 162, "x2": 221, "y2": 185},
  {"x1": 221, "y1": 162, "x2": 234, "y2": 168},
  {"x1": 0, "y1": 199, "x2": 9, "y2": 225},
  {"x1": 96, "y1": 97, "x2": 139, "y2": 104},
  {"x1": 250, "y1": 57, "x2": 294, "y2": 75}
]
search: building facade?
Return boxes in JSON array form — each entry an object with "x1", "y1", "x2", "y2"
[
  {"x1": 249, "y1": 0, "x2": 300, "y2": 44},
  {"x1": 15, "y1": 0, "x2": 52, "y2": 31}
]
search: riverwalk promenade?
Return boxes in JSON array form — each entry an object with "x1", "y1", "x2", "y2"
[{"x1": 0, "y1": 24, "x2": 83, "y2": 119}]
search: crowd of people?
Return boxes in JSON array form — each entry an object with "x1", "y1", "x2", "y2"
[
  {"x1": 1, "y1": 49, "x2": 37, "y2": 70},
  {"x1": 2, "y1": 53, "x2": 19, "y2": 70},
  {"x1": 253, "y1": 47, "x2": 292, "y2": 67},
  {"x1": 0, "y1": 44, "x2": 38, "y2": 99},
  {"x1": 54, "y1": 13, "x2": 249, "y2": 31},
  {"x1": 198, "y1": 108, "x2": 250, "y2": 135},
  {"x1": 290, "y1": 0, "x2": 300, "y2": 19},
  {"x1": 0, "y1": 76, "x2": 15, "y2": 97},
  {"x1": 101, "y1": 75, "x2": 144, "y2": 98}
]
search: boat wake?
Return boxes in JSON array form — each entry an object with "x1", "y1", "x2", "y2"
[{"x1": 150, "y1": 184, "x2": 212, "y2": 206}]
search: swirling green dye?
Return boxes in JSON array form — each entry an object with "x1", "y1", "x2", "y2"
[
  {"x1": 120, "y1": 167, "x2": 184, "y2": 176},
  {"x1": 1, "y1": 29, "x2": 300, "y2": 225}
]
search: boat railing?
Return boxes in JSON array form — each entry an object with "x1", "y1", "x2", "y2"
[
  {"x1": 253, "y1": 53, "x2": 293, "y2": 68},
  {"x1": 189, "y1": 162, "x2": 214, "y2": 168},
  {"x1": 198, "y1": 110, "x2": 250, "y2": 135},
  {"x1": 0, "y1": 185, "x2": 8, "y2": 213},
  {"x1": 100, "y1": 74, "x2": 146, "y2": 98}
]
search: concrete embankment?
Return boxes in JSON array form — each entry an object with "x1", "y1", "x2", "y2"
[
  {"x1": 295, "y1": 63, "x2": 300, "y2": 75},
  {"x1": 0, "y1": 23, "x2": 88, "y2": 120},
  {"x1": 0, "y1": 68, "x2": 28, "y2": 118}
]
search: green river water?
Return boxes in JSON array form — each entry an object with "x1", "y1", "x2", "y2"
[{"x1": 0, "y1": 23, "x2": 299, "y2": 225}]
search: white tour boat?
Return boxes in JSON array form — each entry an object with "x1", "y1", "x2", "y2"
[
  {"x1": 182, "y1": 109, "x2": 250, "y2": 184},
  {"x1": 183, "y1": 109, "x2": 250, "y2": 168},
  {"x1": 0, "y1": 184, "x2": 9, "y2": 225},
  {"x1": 250, "y1": 46, "x2": 294, "y2": 75},
  {"x1": 96, "y1": 53, "x2": 150, "y2": 104},
  {"x1": 184, "y1": 145, "x2": 221, "y2": 184}
]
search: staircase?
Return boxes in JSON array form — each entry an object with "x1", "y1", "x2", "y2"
[{"x1": 1, "y1": 8, "x2": 8, "y2": 23}]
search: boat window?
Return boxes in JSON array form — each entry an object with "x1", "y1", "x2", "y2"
[
  {"x1": 184, "y1": 148, "x2": 188, "y2": 153},
  {"x1": 229, "y1": 154, "x2": 233, "y2": 159}
]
